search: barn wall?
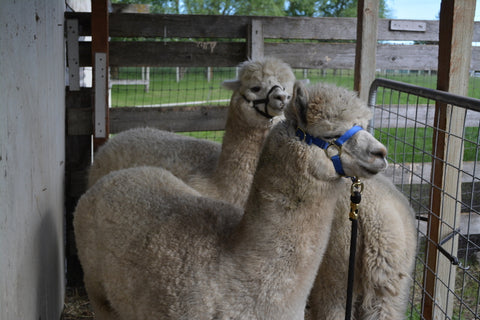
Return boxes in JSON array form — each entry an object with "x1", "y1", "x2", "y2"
[{"x1": 0, "y1": 0, "x2": 65, "y2": 319}]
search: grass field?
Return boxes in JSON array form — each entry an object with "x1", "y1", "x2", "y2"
[
  {"x1": 110, "y1": 67, "x2": 480, "y2": 162},
  {"x1": 110, "y1": 67, "x2": 480, "y2": 107},
  {"x1": 374, "y1": 127, "x2": 479, "y2": 163}
]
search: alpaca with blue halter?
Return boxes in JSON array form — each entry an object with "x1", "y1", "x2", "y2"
[
  {"x1": 296, "y1": 124, "x2": 366, "y2": 320},
  {"x1": 300, "y1": 83, "x2": 415, "y2": 320}
]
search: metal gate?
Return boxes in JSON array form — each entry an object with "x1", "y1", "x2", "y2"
[{"x1": 369, "y1": 78, "x2": 480, "y2": 320}]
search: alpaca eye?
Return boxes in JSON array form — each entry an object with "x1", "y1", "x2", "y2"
[{"x1": 250, "y1": 86, "x2": 262, "y2": 93}]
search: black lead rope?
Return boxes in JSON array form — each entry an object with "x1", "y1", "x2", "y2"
[
  {"x1": 345, "y1": 178, "x2": 363, "y2": 320},
  {"x1": 294, "y1": 127, "x2": 365, "y2": 319}
]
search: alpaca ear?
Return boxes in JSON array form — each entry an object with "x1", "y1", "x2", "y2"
[
  {"x1": 292, "y1": 80, "x2": 309, "y2": 125},
  {"x1": 222, "y1": 79, "x2": 241, "y2": 91}
]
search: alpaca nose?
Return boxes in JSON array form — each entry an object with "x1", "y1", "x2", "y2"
[
  {"x1": 370, "y1": 145, "x2": 387, "y2": 159},
  {"x1": 271, "y1": 90, "x2": 290, "y2": 103}
]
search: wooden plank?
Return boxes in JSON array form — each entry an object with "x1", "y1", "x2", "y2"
[
  {"x1": 376, "y1": 44, "x2": 439, "y2": 70},
  {"x1": 110, "y1": 13, "x2": 249, "y2": 38},
  {"x1": 248, "y1": 19, "x2": 264, "y2": 60},
  {"x1": 65, "y1": 88, "x2": 92, "y2": 286},
  {"x1": 268, "y1": 43, "x2": 437, "y2": 70},
  {"x1": 423, "y1": 1, "x2": 476, "y2": 319},
  {"x1": 67, "y1": 105, "x2": 229, "y2": 135},
  {"x1": 66, "y1": 19, "x2": 80, "y2": 91},
  {"x1": 267, "y1": 43, "x2": 356, "y2": 69},
  {"x1": 91, "y1": 0, "x2": 109, "y2": 149},
  {"x1": 109, "y1": 42, "x2": 247, "y2": 67},
  {"x1": 80, "y1": 40, "x2": 449, "y2": 70},
  {"x1": 66, "y1": 11, "x2": 480, "y2": 42},
  {"x1": 354, "y1": 0, "x2": 379, "y2": 101},
  {"x1": 110, "y1": 106, "x2": 228, "y2": 133},
  {"x1": 65, "y1": 12, "x2": 90, "y2": 36},
  {"x1": 94, "y1": 53, "x2": 108, "y2": 138}
]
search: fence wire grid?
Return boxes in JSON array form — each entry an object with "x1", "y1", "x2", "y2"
[{"x1": 369, "y1": 78, "x2": 480, "y2": 320}]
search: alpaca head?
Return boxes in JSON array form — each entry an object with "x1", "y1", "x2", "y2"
[
  {"x1": 222, "y1": 57, "x2": 295, "y2": 124},
  {"x1": 286, "y1": 81, "x2": 387, "y2": 179}
]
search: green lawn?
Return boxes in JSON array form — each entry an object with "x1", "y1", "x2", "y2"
[
  {"x1": 110, "y1": 67, "x2": 480, "y2": 160},
  {"x1": 111, "y1": 67, "x2": 480, "y2": 107},
  {"x1": 374, "y1": 127, "x2": 479, "y2": 163}
]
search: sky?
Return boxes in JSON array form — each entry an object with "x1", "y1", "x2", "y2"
[{"x1": 386, "y1": 0, "x2": 480, "y2": 21}]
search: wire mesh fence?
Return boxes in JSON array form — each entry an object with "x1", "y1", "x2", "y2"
[
  {"x1": 108, "y1": 67, "x2": 480, "y2": 108},
  {"x1": 369, "y1": 78, "x2": 480, "y2": 320}
]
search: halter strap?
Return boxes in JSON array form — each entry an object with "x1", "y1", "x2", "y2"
[
  {"x1": 242, "y1": 85, "x2": 283, "y2": 119},
  {"x1": 295, "y1": 125, "x2": 363, "y2": 176},
  {"x1": 334, "y1": 126, "x2": 363, "y2": 147}
]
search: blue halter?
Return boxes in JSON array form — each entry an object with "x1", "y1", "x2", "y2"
[{"x1": 296, "y1": 125, "x2": 363, "y2": 176}]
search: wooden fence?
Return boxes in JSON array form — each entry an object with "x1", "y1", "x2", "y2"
[{"x1": 65, "y1": 13, "x2": 480, "y2": 137}]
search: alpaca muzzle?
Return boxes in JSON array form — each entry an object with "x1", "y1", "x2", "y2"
[{"x1": 242, "y1": 85, "x2": 284, "y2": 119}]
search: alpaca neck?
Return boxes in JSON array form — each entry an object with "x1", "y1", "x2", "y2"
[
  {"x1": 227, "y1": 125, "x2": 341, "y2": 314},
  {"x1": 212, "y1": 98, "x2": 272, "y2": 206}
]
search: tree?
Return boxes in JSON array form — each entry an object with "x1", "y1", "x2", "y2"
[
  {"x1": 232, "y1": 0, "x2": 286, "y2": 16},
  {"x1": 285, "y1": 0, "x2": 390, "y2": 18},
  {"x1": 111, "y1": 0, "x2": 390, "y2": 18},
  {"x1": 284, "y1": 0, "x2": 318, "y2": 16}
]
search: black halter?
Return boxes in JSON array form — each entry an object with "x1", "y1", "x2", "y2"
[{"x1": 241, "y1": 85, "x2": 283, "y2": 119}]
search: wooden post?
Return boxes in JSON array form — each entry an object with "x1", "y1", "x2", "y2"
[
  {"x1": 91, "y1": 0, "x2": 109, "y2": 150},
  {"x1": 248, "y1": 19, "x2": 264, "y2": 60},
  {"x1": 422, "y1": 1, "x2": 475, "y2": 319},
  {"x1": 66, "y1": 19, "x2": 80, "y2": 91},
  {"x1": 354, "y1": 0, "x2": 379, "y2": 102},
  {"x1": 65, "y1": 88, "x2": 92, "y2": 286}
]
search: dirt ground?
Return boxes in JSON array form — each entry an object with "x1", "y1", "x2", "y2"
[{"x1": 61, "y1": 287, "x2": 94, "y2": 320}]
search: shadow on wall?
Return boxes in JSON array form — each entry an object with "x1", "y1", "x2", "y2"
[{"x1": 35, "y1": 211, "x2": 64, "y2": 320}]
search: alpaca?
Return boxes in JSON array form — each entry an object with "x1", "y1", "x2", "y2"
[
  {"x1": 87, "y1": 57, "x2": 296, "y2": 207},
  {"x1": 73, "y1": 81, "x2": 388, "y2": 320},
  {"x1": 306, "y1": 86, "x2": 417, "y2": 320}
]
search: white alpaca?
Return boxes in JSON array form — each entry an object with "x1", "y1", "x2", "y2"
[
  {"x1": 87, "y1": 57, "x2": 296, "y2": 207},
  {"x1": 307, "y1": 85, "x2": 417, "y2": 320},
  {"x1": 73, "y1": 81, "x2": 388, "y2": 320}
]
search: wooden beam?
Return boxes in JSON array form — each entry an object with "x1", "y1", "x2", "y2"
[
  {"x1": 66, "y1": 19, "x2": 80, "y2": 91},
  {"x1": 423, "y1": 1, "x2": 476, "y2": 319},
  {"x1": 65, "y1": 88, "x2": 92, "y2": 286},
  {"x1": 91, "y1": 0, "x2": 109, "y2": 149},
  {"x1": 354, "y1": 0, "x2": 379, "y2": 101},
  {"x1": 66, "y1": 11, "x2": 480, "y2": 43},
  {"x1": 67, "y1": 105, "x2": 229, "y2": 135},
  {"x1": 79, "y1": 41, "x2": 449, "y2": 70},
  {"x1": 248, "y1": 19, "x2": 264, "y2": 60}
]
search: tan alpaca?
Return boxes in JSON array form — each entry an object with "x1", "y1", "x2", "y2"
[
  {"x1": 305, "y1": 83, "x2": 417, "y2": 320},
  {"x1": 87, "y1": 57, "x2": 296, "y2": 207},
  {"x1": 73, "y1": 81, "x2": 387, "y2": 319}
]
